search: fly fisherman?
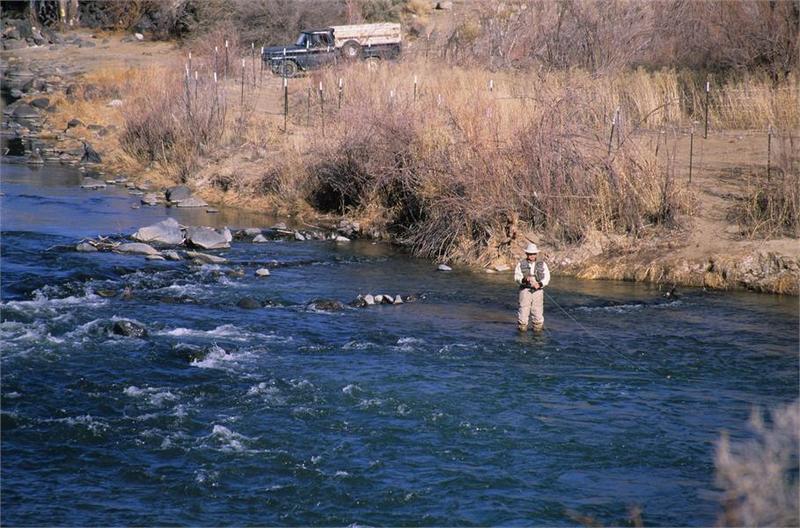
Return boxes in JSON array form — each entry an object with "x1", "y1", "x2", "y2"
[{"x1": 514, "y1": 243, "x2": 551, "y2": 332}]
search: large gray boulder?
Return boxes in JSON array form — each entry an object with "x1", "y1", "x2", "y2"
[
  {"x1": 165, "y1": 185, "x2": 192, "y2": 203},
  {"x1": 80, "y1": 177, "x2": 106, "y2": 189},
  {"x1": 185, "y1": 250, "x2": 227, "y2": 264},
  {"x1": 132, "y1": 218, "x2": 184, "y2": 245},
  {"x1": 115, "y1": 242, "x2": 160, "y2": 256},
  {"x1": 175, "y1": 196, "x2": 207, "y2": 208},
  {"x1": 185, "y1": 226, "x2": 230, "y2": 249}
]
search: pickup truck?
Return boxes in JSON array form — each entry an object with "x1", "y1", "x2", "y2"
[{"x1": 262, "y1": 23, "x2": 402, "y2": 77}]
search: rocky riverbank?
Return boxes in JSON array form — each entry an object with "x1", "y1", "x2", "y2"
[{"x1": 2, "y1": 25, "x2": 797, "y2": 296}]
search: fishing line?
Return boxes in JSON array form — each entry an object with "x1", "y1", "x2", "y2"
[{"x1": 544, "y1": 289, "x2": 671, "y2": 380}]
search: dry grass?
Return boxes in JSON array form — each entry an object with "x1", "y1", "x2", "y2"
[{"x1": 111, "y1": 54, "x2": 796, "y2": 260}]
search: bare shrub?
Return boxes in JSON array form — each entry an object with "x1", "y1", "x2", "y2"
[
  {"x1": 715, "y1": 399, "x2": 800, "y2": 527},
  {"x1": 120, "y1": 65, "x2": 227, "y2": 181},
  {"x1": 728, "y1": 132, "x2": 800, "y2": 239}
]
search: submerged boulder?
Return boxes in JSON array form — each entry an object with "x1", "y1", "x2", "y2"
[
  {"x1": 132, "y1": 218, "x2": 184, "y2": 245},
  {"x1": 237, "y1": 297, "x2": 262, "y2": 309},
  {"x1": 112, "y1": 319, "x2": 148, "y2": 338},
  {"x1": 185, "y1": 227, "x2": 230, "y2": 250},
  {"x1": 306, "y1": 298, "x2": 345, "y2": 312}
]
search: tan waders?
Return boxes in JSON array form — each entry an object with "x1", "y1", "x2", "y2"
[{"x1": 517, "y1": 287, "x2": 544, "y2": 332}]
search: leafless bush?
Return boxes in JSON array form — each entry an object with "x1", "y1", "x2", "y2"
[
  {"x1": 120, "y1": 66, "x2": 227, "y2": 181},
  {"x1": 715, "y1": 399, "x2": 799, "y2": 527},
  {"x1": 728, "y1": 133, "x2": 800, "y2": 239}
]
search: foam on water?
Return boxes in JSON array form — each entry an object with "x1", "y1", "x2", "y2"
[
  {"x1": 574, "y1": 300, "x2": 683, "y2": 313},
  {"x1": 209, "y1": 424, "x2": 250, "y2": 452},
  {"x1": 123, "y1": 385, "x2": 179, "y2": 407}
]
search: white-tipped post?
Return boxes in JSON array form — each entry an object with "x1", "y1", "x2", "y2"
[{"x1": 489, "y1": 79, "x2": 494, "y2": 92}]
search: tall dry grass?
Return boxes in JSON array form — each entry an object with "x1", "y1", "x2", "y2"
[{"x1": 116, "y1": 54, "x2": 797, "y2": 259}]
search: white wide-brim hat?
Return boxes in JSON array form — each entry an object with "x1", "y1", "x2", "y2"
[{"x1": 524, "y1": 242, "x2": 539, "y2": 254}]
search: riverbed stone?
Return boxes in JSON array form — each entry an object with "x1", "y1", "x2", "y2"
[
  {"x1": 186, "y1": 227, "x2": 229, "y2": 249},
  {"x1": 116, "y1": 242, "x2": 159, "y2": 256},
  {"x1": 244, "y1": 228, "x2": 262, "y2": 236},
  {"x1": 80, "y1": 177, "x2": 106, "y2": 189},
  {"x1": 112, "y1": 319, "x2": 148, "y2": 338},
  {"x1": 165, "y1": 185, "x2": 192, "y2": 202},
  {"x1": 175, "y1": 196, "x2": 207, "y2": 208},
  {"x1": 76, "y1": 242, "x2": 97, "y2": 252},
  {"x1": 132, "y1": 218, "x2": 184, "y2": 245},
  {"x1": 393, "y1": 295, "x2": 404, "y2": 305},
  {"x1": 294, "y1": 231, "x2": 306, "y2": 241},
  {"x1": 255, "y1": 268, "x2": 270, "y2": 277},
  {"x1": 185, "y1": 250, "x2": 227, "y2": 264},
  {"x1": 141, "y1": 193, "x2": 160, "y2": 206},
  {"x1": 237, "y1": 297, "x2": 262, "y2": 309},
  {"x1": 437, "y1": 264, "x2": 452, "y2": 271},
  {"x1": 307, "y1": 298, "x2": 345, "y2": 312},
  {"x1": 30, "y1": 97, "x2": 50, "y2": 109},
  {"x1": 162, "y1": 250, "x2": 182, "y2": 261},
  {"x1": 252, "y1": 234, "x2": 268, "y2": 243},
  {"x1": 145, "y1": 254, "x2": 165, "y2": 261}
]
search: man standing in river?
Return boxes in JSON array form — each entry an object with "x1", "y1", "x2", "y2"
[{"x1": 514, "y1": 243, "x2": 551, "y2": 332}]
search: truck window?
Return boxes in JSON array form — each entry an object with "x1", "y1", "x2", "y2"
[{"x1": 295, "y1": 33, "x2": 308, "y2": 47}]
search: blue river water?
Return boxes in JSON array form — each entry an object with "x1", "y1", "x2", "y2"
[{"x1": 1, "y1": 164, "x2": 798, "y2": 526}]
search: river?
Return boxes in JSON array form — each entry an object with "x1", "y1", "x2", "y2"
[{"x1": 1, "y1": 164, "x2": 797, "y2": 526}]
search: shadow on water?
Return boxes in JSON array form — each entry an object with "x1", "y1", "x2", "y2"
[{"x1": 1, "y1": 164, "x2": 798, "y2": 526}]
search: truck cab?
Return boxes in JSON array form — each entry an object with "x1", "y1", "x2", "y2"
[{"x1": 263, "y1": 24, "x2": 402, "y2": 77}]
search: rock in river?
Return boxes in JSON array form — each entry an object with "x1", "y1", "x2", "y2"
[
  {"x1": 165, "y1": 185, "x2": 192, "y2": 203},
  {"x1": 80, "y1": 177, "x2": 106, "y2": 190},
  {"x1": 307, "y1": 298, "x2": 345, "y2": 312},
  {"x1": 255, "y1": 268, "x2": 270, "y2": 277},
  {"x1": 132, "y1": 218, "x2": 184, "y2": 245},
  {"x1": 237, "y1": 297, "x2": 262, "y2": 309},
  {"x1": 112, "y1": 320, "x2": 148, "y2": 338},
  {"x1": 186, "y1": 226, "x2": 230, "y2": 250},
  {"x1": 76, "y1": 242, "x2": 97, "y2": 252},
  {"x1": 175, "y1": 196, "x2": 207, "y2": 208},
  {"x1": 115, "y1": 242, "x2": 160, "y2": 256},
  {"x1": 185, "y1": 250, "x2": 227, "y2": 264}
]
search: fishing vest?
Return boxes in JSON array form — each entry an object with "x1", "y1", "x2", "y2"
[{"x1": 519, "y1": 259, "x2": 546, "y2": 285}]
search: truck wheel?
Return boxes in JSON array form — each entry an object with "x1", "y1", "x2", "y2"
[
  {"x1": 341, "y1": 41, "x2": 361, "y2": 60},
  {"x1": 281, "y1": 61, "x2": 298, "y2": 78}
]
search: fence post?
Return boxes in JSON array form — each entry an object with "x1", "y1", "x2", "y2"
[
  {"x1": 224, "y1": 40, "x2": 229, "y2": 80},
  {"x1": 283, "y1": 77, "x2": 288, "y2": 133},
  {"x1": 616, "y1": 108, "x2": 621, "y2": 149},
  {"x1": 489, "y1": 79, "x2": 494, "y2": 93},
  {"x1": 767, "y1": 124, "x2": 773, "y2": 182},
  {"x1": 319, "y1": 82, "x2": 325, "y2": 137},
  {"x1": 194, "y1": 70, "x2": 198, "y2": 105},
  {"x1": 260, "y1": 46, "x2": 264, "y2": 86},
  {"x1": 688, "y1": 125, "x2": 694, "y2": 184},
  {"x1": 607, "y1": 110, "x2": 617, "y2": 156},
  {"x1": 214, "y1": 46, "x2": 218, "y2": 77},
  {"x1": 338, "y1": 78, "x2": 343, "y2": 109},
  {"x1": 704, "y1": 80, "x2": 710, "y2": 139},
  {"x1": 413, "y1": 75, "x2": 418, "y2": 102},
  {"x1": 240, "y1": 58, "x2": 245, "y2": 111},
  {"x1": 188, "y1": 51, "x2": 192, "y2": 78},
  {"x1": 307, "y1": 86, "x2": 311, "y2": 127}
]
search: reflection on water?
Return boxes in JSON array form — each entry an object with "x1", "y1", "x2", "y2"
[{"x1": 1, "y1": 164, "x2": 798, "y2": 526}]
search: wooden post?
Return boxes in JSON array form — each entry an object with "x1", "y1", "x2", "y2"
[
  {"x1": 214, "y1": 46, "x2": 218, "y2": 77},
  {"x1": 283, "y1": 77, "x2": 288, "y2": 133},
  {"x1": 188, "y1": 51, "x2": 192, "y2": 78},
  {"x1": 307, "y1": 86, "x2": 311, "y2": 127},
  {"x1": 767, "y1": 124, "x2": 773, "y2": 182},
  {"x1": 240, "y1": 58, "x2": 245, "y2": 110},
  {"x1": 704, "y1": 80, "x2": 710, "y2": 139},
  {"x1": 413, "y1": 75, "x2": 418, "y2": 102},
  {"x1": 338, "y1": 78, "x2": 343, "y2": 109},
  {"x1": 194, "y1": 70, "x2": 198, "y2": 105},
  {"x1": 607, "y1": 110, "x2": 617, "y2": 156},
  {"x1": 688, "y1": 125, "x2": 694, "y2": 184},
  {"x1": 224, "y1": 40, "x2": 229, "y2": 80},
  {"x1": 319, "y1": 82, "x2": 325, "y2": 137},
  {"x1": 260, "y1": 46, "x2": 264, "y2": 86},
  {"x1": 489, "y1": 79, "x2": 494, "y2": 93},
  {"x1": 251, "y1": 42, "x2": 256, "y2": 87}
]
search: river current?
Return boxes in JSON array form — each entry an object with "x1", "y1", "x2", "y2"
[{"x1": 1, "y1": 164, "x2": 797, "y2": 526}]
